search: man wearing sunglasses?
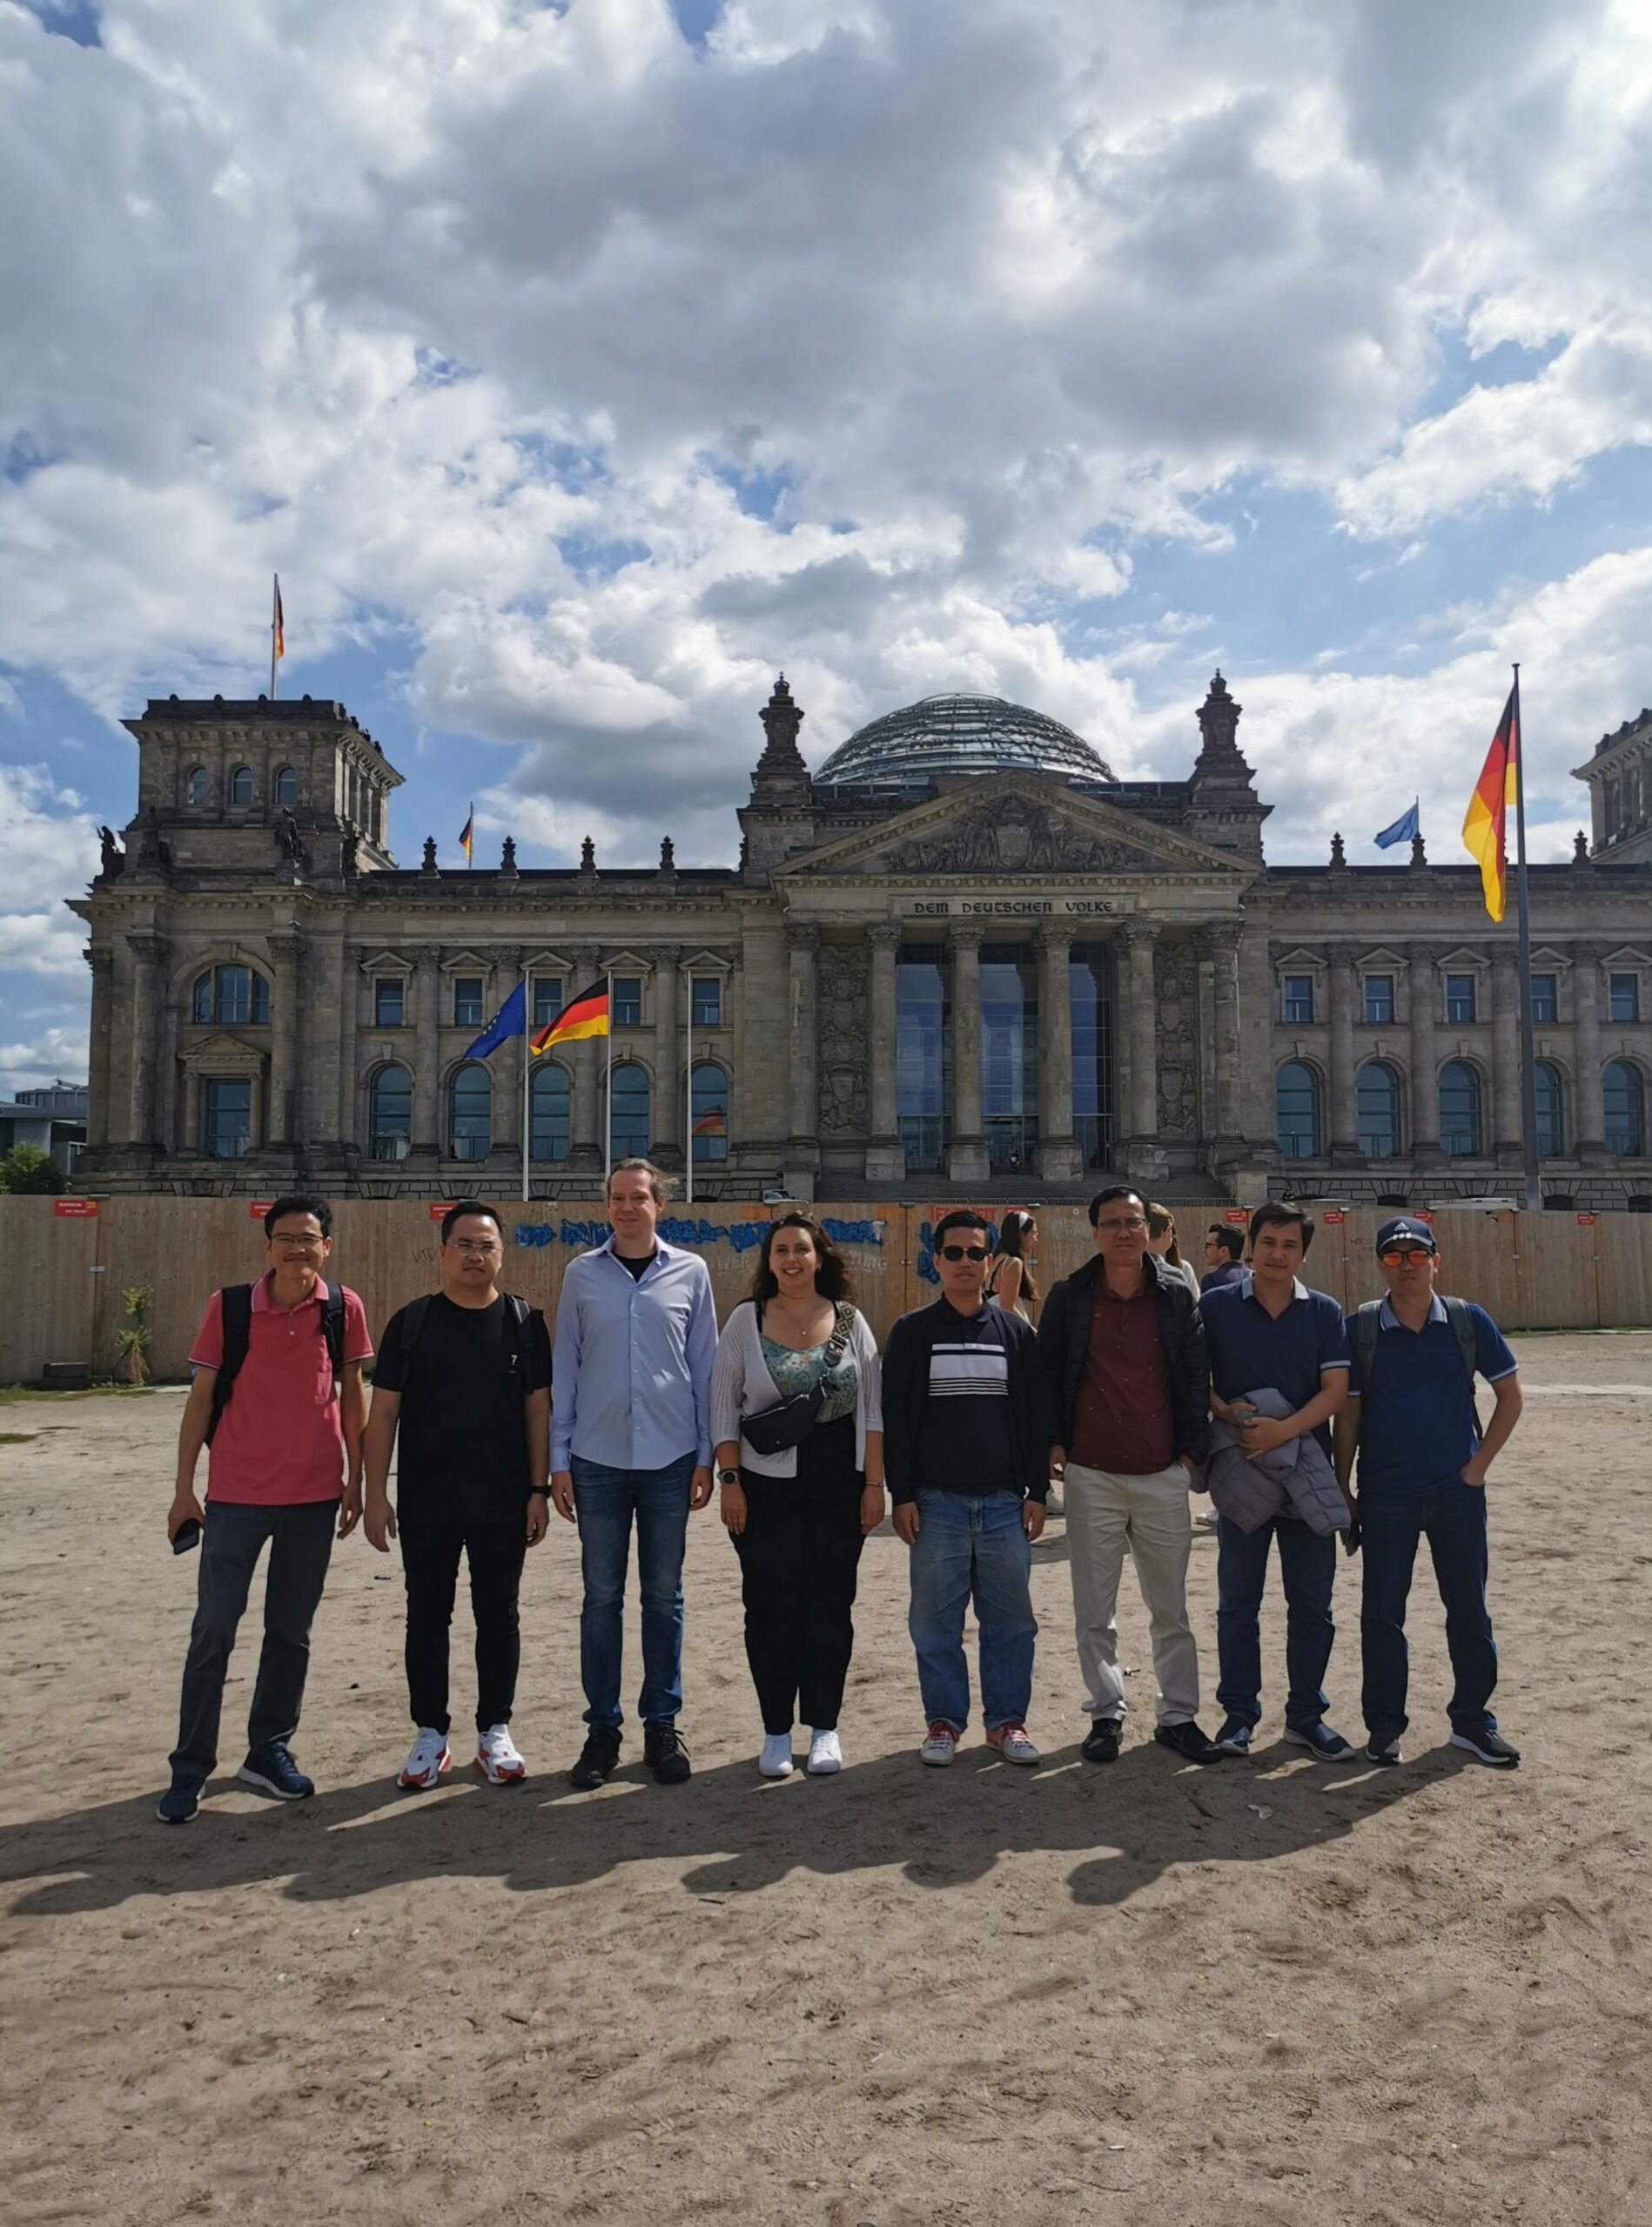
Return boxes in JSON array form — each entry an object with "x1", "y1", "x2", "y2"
[
  {"x1": 1333, "y1": 1218, "x2": 1523, "y2": 1769},
  {"x1": 883, "y1": 1211, "x2": 1057, "y2": 1767}
]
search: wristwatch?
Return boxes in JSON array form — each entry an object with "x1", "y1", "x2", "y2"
[{"x1": 717, "y1": 1467, "x2": 741, "y2": 1487}]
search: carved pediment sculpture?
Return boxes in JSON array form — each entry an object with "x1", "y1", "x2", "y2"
[{"x1": 883, "y1": 796, "x2": 1154, "y2": 877}]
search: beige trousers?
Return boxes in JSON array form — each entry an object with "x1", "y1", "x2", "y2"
[{"x1": 1064, "y1": 1460, "x2": 1199, "y2": 1726}]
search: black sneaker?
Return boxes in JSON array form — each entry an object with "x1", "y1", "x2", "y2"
[
  {"x1": 157, "y1": 1773, "x2": 203, "y2": 1825},
  {"x1": 1449, "y1": 1726, "x2": 1521, "y2": 1769},
  {"x1": 1080, "y1": 1718, "x2": 1122, "y2": 1765},
  {"x1": 1212, "y1": 1715, "x2": 1255, "y2": 1756},
  {"x1": 569, "y1": 1728, "x2": 621, "y2": 1790},
  {"x1": 237, "y1": 1742, "x2": 314, "y2": 1800},
  {"x1": 1364, "y1": 1735, "x2": 1403, "y2": 1766},
  {"x1": 1153, "y1": 1719, "x2": 1226, "y2": 1766},
  {"x1": 644, "y1": 1722, "x2": 692, "y2": 1785}
]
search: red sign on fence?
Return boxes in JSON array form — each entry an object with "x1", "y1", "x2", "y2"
[
  {"x1": 53, "y1": 1198, "x2": 97, "y2": 1217},
  {"x1": 249, "y1": 1201, "x2": 273, "y2": 1219},
  {"x1": 1224, "y1": 1208, "x2": 1248, "y2": 1226},
  {"x1": 1323, "y1": 1209, "x2": 1346, "y2": 1224},
  {"x1": 1577, "y1": 1212, "x2": 1597, "y2": 1226},
  {"x1": 428, "y1": 1202, "x2": 456, "y2": 1221}
]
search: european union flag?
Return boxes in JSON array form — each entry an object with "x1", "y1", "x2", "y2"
[
  {"x1": 464, "y1": 978, "x2": 525, "y2": 1060},
  {"x1": 1373, "y1": 800, "x2": 1420, "y2": 850}
]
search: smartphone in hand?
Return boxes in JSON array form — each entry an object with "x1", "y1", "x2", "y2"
[{"x1": 172, "y1": 1518, "x2": 202, "y2": 1555}]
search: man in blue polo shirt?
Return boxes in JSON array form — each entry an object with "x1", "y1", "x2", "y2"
[
  {"x1": 1199, "y1": 1202, "x2": 1354, "y2": 1759},
  {"x1": 1333, "y1": 1218, "x2": 1523, "y2": 1769}
]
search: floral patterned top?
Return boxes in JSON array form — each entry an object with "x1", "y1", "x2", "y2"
[{"x1": 759, "y1": 1325, "x2": 859, "y2": 1423}]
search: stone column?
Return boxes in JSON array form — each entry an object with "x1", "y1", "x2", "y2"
[
  {"x1": 125, "y1": 933, "x2": 167, "y2": 1150},
  {"x1": 650, "y1": 947, "x2": 682, "y2": 1169},
  {"x1": 1328, "y1": 942, "x2": 1360, "y2": 1161},
  {"x1": 864, "y1": 923, "x2": 903, "y2": 1182},
  {"x1": 1408, "y1": 948, "x2": 1442, "y2": 1161},
  {"x1": 1573, "y1": 945, "x2": 1608, "y2": 1162},
  {"x1": 411, "y1": 945, "x2": 441, "y2": 1160},
  {"x1": 491, "y1": 947, "x2": 525, "y2": 1162},
  {"x1": 334, "y1": 945, "x2": 359, "y2": 1163},
  {"x1": 1125, "y1": 918, "x2": 1158, "y2": 1140},
  {"x1": 945, "y1": 922, "x2": 989, "y2": 1185},
  {"x1": 1490, "y1": 949, "x2": 1522, "y2": 1161},
  {"x1": 784, "y1": 923, "x2": 822, "y2": 1183},
  {"x1": 1035, "y1": 925, "x2": 1081, "y2": 1182},
  {"x1": 266, "y1": 931, "x2": 303, "y2": 1152},
  {"x1": 1205, "y1": 922, "x2": 1244, "y2": 1147},
  {"x1": 568, "y1": 945, "x2": 602, "y2": 1174},
  {"x1": 84, "y1": 946, "x2": 113, "y2": 1149}
]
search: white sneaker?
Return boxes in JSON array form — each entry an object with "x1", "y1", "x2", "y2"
[
  {"x1": 805, "y1": 1729, "x2": 843, "y2": 1775},
  {"x1": 759, "y1": 1732, "x2": 794, "y2": 1779},
  {"x1": 988, "y1": 1722, "x2": 1041, "y2": 1766},
  {"x1": 475, "y1": 1723, "x2": 527, "y2": 1784},
  {"x1": 919, "y1": 1721, "x2": 957, "y2": 1767},
  {"x1": 397, "y1": 1727, "x2": 451, "y2": 1790}
]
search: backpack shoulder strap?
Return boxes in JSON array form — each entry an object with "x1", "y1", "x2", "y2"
[
  {"x1": 1353, "y1": 1300, "x2": 1382, "y2": 1385},
  {"x1": 205, "y1": 1284, "x2": 255, "y2": 1446},
  {"x1": 1441, "y1": 1296, "x2": 1483, "y2": 1441},
  {"x1": 319, "y1": 1284, "x2": 346, "y2": 1381},
  {"x1": 505, "y1": 1294, "x2": 532, "y2": 1329}
]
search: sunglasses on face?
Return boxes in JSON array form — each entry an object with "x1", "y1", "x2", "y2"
[
  {"x1": 939, "y1": 1244, "x2": 990, "y2": 1263},
  {"x1": 1379, "y1": 1247, "x2": 1434, "y2": 1266}
]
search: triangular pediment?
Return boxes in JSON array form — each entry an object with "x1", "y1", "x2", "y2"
[{"x1": 778, "y1": 772, "x2": 1255, "y2": 881}]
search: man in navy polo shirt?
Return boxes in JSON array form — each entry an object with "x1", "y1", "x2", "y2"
[
  {"x1": 1333, "y1": 1218, "x2": 1523, "y2": 1769},
  {"x1": 1199, "y1": 1202, "x2": 1354, "y2": 1759}
]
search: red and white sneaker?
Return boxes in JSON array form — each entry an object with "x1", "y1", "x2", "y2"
[
  {"x1": 475, "y1": 1724, "x2": 527, "y2": 1785},
  {"x1": 919, "y1": 1720, "x2": 958, "y2": 1767},
  {"x1": 987, "y1": 1722, "x2": 1041, "y2": 1766},
  {"x1": 398, "y1": 1728, "x2": 451, "y2": 1789}
]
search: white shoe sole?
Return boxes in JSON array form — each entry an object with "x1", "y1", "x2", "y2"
[
  {"x1": 805, "y1": 1752, "x2": 843, "y2": 1775},
  {"x1": 1284, "y1": 1727, "x2": 1357, "y2": 1760},
  {"x1": 1448, "y1": 1732, "x2": 1519, "y2": 1767},
  {"x1": 919, "y1": 1746, "x2": 956, "y2": 1767},
  {"x1": 398, "y1": 1749, "x2": 452, "y2": 1790},
  {"x1": 759, "y1": 1758, "x2": 794, "y2": 1779},
  {"x1": 236, "y1": 1765, "x2": 312, "y2": 1800},
  {"x1": 475, "y1": 1755, "x2": 527, "y2": 1785}
]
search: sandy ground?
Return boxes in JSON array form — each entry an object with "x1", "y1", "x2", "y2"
[{"x1": 1, "y1": 1330, "x2": 1649, "y2": 2227}]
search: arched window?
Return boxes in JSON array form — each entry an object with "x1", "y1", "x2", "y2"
[
  {"x1": 530, "y1": 1063, "x2": 570, "y2": 1163},
  {"x1": 228, "y1": 765, "x2": 254, "y2": 807},
  {"x1": 191, "y1": 964, "x2": 270, "y2": 1026},
  {"x1": 1275, "y1": 1061, "x2": 1320, "y2": 1160},
  {"x1": 185, "y1": 764, "x2": 208, "y2": 805},
  {"x1": 272, "y1": 765, "x2": 298, "y2": 808},
  {"x1": 1604, "y1": 1060, "x2": 1647, "y2": 1157},
  {"x1": 369, "y1": 1064, "x2": 413, "y2": 1161},
  {"x1": 609, "y1": 1061, "x2": 649, "y2": 1162},
  {"x1": 1356, "y1": 1060, "x2": 1401, "y2": 1158},
  {"x1": 691, "y1": 1062, "x2": 729, "y2": 1163},
  {"x1": 1439, "y1": 1060, "x2": 1482, "y2": 1156},
  {"x1": 1534, "y1": 1060, "x2": 1565, "y2": 1160},
  {"x1": 449, "y1": 1064, "x2": 492, "y2": 1161}
]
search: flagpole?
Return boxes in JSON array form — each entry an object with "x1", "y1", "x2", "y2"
[
  {"x1": 603, "y1": 972, "x2": 613, "y2": 1191},
  {"x1": 270, "y1": 575, "x2": 279, "y2": 701},
  {"x1": 685, "y1": 965, "x2": 694, "y2": 1207},
  {"x1": 520, "y1": 960, "x2": 532, "y2": 1206},
  {"x1": 1511, "y1": 665, "x2": 1542, "y2": 1214}
]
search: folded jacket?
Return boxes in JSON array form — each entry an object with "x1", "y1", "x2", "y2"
[{"x1": 1205, "y1": 1384, "x2": 1350, "y2": 1537}]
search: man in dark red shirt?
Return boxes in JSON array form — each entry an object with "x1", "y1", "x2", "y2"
[{"x1": 1039, "y1": 1186, "x2": 1225, "y2": 1766}]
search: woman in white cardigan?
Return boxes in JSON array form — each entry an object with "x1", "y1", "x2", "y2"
[{"x1": 711, "y1": 1214, "x2": 884, "y2": 1780}]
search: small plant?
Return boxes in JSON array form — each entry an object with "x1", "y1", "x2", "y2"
[{"x1": 117, "y1": 1285, "x2": 153, "y2": 1385}]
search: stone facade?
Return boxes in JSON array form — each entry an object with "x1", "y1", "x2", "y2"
[{"x1": 70, "y1": 676, "x2": 1652, "y2": 1208}]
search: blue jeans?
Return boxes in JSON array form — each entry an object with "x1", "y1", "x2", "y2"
[
  {"x1": 571, "y1": 1452, "x2": 695, "y2": 1732},
  {"x1": 1215, "y1": 1514, "x2": 1337, "y2": 1732},
  {"x1": 1360, "y1": 1477, "x2": 1496, "y2": 1746},
  {"x1": 906, "y1": 1490, "x2": 1038, "y2": 1732}
]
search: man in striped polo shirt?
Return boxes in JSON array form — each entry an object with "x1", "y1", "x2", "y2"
[{"x1": 883, "y1": 1211, "x2": 1058, "y2": 1767}]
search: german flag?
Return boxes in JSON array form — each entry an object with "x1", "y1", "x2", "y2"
[
  {"x1": 1462, "y1": 684, "x2": 1519, "y2": 920},
  {"x1": 272, "y1": 575, "x2": 285, "y2": 662},
  {"x1": 458, "y1": 804, "x2": 473, "y2": 865},
  {"x1": 691, "y1": 1107, "x2": 726, "y2": 1136},
  {"x1": 532, "y1": 979, "x2": 608, "y2": 1054}
]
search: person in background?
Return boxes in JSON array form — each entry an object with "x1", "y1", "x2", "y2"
[
  {"x1": 551, "y1": 1159, "x2": 717, "y2": 1790},
  {"x1": 1334, "y1": 1218, "x2": 1523, "y2": 1769},
  {"x1": 158, "y1": 1196, "x2": 372, "y2": 1824},
  {"x1": 986, "y1": 1209, "x2": 1040, "y2": 1323},
  {"x1": 711, "y1": 1214, "x2": 885, "y2": 1780},
  {"x1": 1146, "y1": 1203, "x2": 1202, "y2": 1301},
  {"x1": 362, "y1": 1201, "x2": 552, "y2": 1791},
  {"x1": 1201, "y1": 1224, "x2": 1246, "y2": 1295},
  {"x1": 883, "y1": 1210, "x2": 1055, "y2": 1768}
]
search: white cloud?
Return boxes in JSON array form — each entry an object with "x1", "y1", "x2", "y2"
[
  {"x1": 0, "y1": 1019, "x2": 89, "y2": 1098},
  {"x1": 0, "y1": 765, "x2": 98, "y2": 987}
]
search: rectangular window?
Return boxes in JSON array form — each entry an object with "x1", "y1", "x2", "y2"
[
  {"x1": 897, "y1": 945, "x2": 950, "y2": 1172},
  {"x1": 691, "y1": 976, "x2": 722, "y2": 1027},
  {"x1": 613, "y1": 976, "x2": 642, "y2": 1028},
  {"x1": 374, "y1": 979, "x2": 405, "y2": 1027},
  {"x1": 204, "y1": 1078, "x2": 252, "y2": 1161},
  {"x1": 1446, "y1": 972, "x2": 1476, "y2": 1024},
  {"x1": 453, "y1": 976, "x2": 484, "y2": 1027},
  {"x1": 1363, "y1": 974, "x2": 1394, "y2": 1026},
  {"x1": 533, "y1": 977, "x2": 563, "y2": 1028},
  {"x1": 1282, "y1": 974, "x2": 1313, "y2": 1025},
  {"x1": 1609, "y1": 972, "x2": 1640, "y2": 1023},
  {"x1": 1530, "y1": 972, "x2": 1557, "y2": 1024}
]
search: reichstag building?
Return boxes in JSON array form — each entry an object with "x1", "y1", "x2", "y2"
[{"x1": 71, "y1": 673, "x2": 1652, "y2": 1208}]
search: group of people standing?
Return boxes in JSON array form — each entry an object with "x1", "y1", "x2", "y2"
[{"x1": 157, "y1": 1167, "x2": 1523, "y2": 1823}]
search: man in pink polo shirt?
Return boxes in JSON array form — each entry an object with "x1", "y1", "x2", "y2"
[{"x1": 158, "y1": 1195, "x2": 372, "y2": 1824}]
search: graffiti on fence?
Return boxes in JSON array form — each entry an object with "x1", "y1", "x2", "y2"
[{"x1": 512, "y1": 1214, "x2": 888, "y2": 1255}]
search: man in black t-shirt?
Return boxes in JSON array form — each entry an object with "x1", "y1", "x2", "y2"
[{"x1": 363, "y1": 1201, "x2": 552, "y2": 1787}]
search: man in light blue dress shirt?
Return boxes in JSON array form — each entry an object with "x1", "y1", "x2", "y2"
[{"x1": 551, "y1": 1159, "x2": 717, "y2": 1788}]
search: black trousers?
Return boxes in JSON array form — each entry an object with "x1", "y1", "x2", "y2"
[
  {"x1": 731, "y1": 1433, "x2": 866, "y2": 1734},
  {"x1": 171, "y1": 1497, "x2": 337, "y2": 1780},
  {"x1": 400, "y1": 1515, "x2": 528, "y2": 1736}
]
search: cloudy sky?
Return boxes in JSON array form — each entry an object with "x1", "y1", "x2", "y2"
[{"x1": 3, "y1": 0, "x2": 1651, "y2": 1093}]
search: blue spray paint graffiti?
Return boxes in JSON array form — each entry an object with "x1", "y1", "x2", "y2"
[{"x1": 511, "y1": 1215, "x2": 886, "y2": 1255}]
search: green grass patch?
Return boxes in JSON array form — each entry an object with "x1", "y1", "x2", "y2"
[
  {"x1": 0, "y1": 1382, "x2": 167, "y2": 1403},
  {"x1": 0, "y1": 1430, "x2": 38, "y2": 1443}
]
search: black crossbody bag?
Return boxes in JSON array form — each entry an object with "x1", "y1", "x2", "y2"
[{"x1": 740, "y1": 1300, "x2": 855, "y2": 1457}]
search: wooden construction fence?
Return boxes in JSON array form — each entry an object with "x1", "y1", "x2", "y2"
[{"x1": 3, "y1": 1196, "x2": 1650, "y2": 1386}]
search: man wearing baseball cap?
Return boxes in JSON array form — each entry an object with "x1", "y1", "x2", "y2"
[{"x1": 1333, "y1": 1217, "x2": 1523, "y2": 1768}]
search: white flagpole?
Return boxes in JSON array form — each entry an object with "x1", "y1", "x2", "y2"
[
  {"x1": 520, "y1": 961, "x2": 531, "y2": 1205},
  {"x1": 685, "y1": 967, "x2": 694, "y2": 1206},
  {"x1": 603, "y1": 972, "x2": 613, "y2": 1190}
]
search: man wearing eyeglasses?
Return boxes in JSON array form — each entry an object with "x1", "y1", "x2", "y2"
[
  {"x1": 1038, "y1": 1185, "x2": 1226, "y2": 1766},
  {"x1": 883, "y1": 1210, "x2": 1057, "y2": 1767},
  {"x1": 1333, "y1": 1218, "x2": 1522, "y2": 1769}
]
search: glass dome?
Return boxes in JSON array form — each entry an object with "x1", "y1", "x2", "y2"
[{"x1": 813, "y1": 693, "x2": 1114, "y2": 793}]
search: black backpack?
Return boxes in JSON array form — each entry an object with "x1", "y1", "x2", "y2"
[
  {"x1": 205, "y1": 1282, "x2": 347, "y2": 1445},
  {"x1": 1350, "y1": 1295, "x2": 1482, "y2": 1446}
]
